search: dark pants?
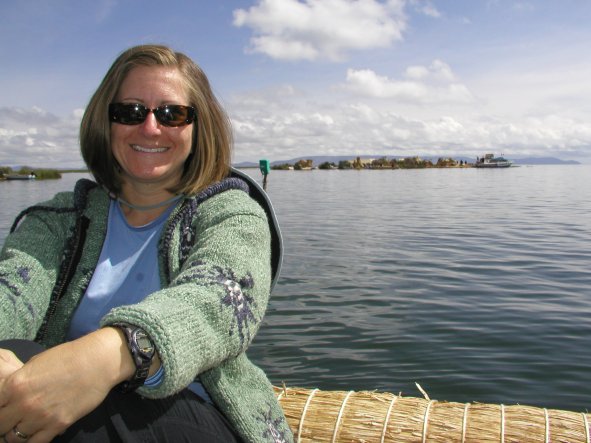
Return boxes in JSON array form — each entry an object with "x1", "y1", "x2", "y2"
[{"x1": 0, "y1": 340, "x2": 242, "y2": 443}]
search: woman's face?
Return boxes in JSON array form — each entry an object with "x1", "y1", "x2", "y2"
[{"x1": 110, "y1": 65, "x2": 193, "y2": 192}]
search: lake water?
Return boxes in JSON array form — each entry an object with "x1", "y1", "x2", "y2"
[{"x1": 1, "y1": 166, "x2": 590, "y2": 412}]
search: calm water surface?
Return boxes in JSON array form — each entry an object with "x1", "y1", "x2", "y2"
[{"x1": 1, "y1": 166, "x2": 590, "y2": 411}]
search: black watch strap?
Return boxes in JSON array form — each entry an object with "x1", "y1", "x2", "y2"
[{"x1": 113, "y1": 322, "x2": 156, "y2": 393}]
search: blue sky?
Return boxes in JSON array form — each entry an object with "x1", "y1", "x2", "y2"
[{"x1": 1, "y1": 0, "x2": 590, "y2": 168}]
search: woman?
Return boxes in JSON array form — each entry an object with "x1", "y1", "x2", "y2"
[{"x1": 0, "y1": 45, "x2": 292, "y2": 443}]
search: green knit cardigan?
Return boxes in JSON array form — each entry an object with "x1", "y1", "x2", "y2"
[{"x1": 0, "y1": 177, "x2": 293, "y2": 443}]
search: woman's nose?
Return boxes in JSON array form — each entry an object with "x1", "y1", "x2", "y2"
[{"x1": 139, "y1": 111, "x2": 162, "y2": 135}]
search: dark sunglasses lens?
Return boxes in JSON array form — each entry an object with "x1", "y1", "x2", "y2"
[
  {"x1": 155, "y1": 105, "x2": 194, "y2": 127},
  {"x1": 110, "y1": 104, "x2": 147, "y2": 125},
  {"x1": 109, "y1": 104, "x2": 195, "y2": 126}
]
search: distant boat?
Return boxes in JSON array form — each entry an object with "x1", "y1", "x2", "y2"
[
  {"x1": 5, "y1": 173, "x2": 36, "y2": 180},
  {"x1": 475, "y1": 154, "x2": 512, "y2": 168}
]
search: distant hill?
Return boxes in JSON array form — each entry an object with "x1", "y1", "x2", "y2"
[
  {"x1": 234, "y1": 161, "x2": 260, "y2": 168},
  {"x1": 511, "y1": 157, "x2": 580, "y2": 165},
  {"x1": 233, "y1": 155, "x2": 581, "y2": 167}
]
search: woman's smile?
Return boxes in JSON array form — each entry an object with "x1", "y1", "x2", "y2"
[{"x1": 131, "y1": 144, "x2": 169, "y2": 153}]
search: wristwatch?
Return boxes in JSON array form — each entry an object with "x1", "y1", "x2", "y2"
[{"x1": 112, "y1": 322, "x2": 156, "y2": 393}]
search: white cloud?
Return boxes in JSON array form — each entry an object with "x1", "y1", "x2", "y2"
[
  {"x1": 231, "y1": 53, "x2": 591, "y2": 162},
  {"x1": 345, "y1": 69, "x2": 428, "y2": 100},
  {"x1": 426, "y1": 59, "x2": 456, "y2": 82},
  {"x1": 233, "y1": 0, "x2": 407, "y2": 61},
  {"x1": 404, "y1": 65, "x2": 429, "y2": 80},
  {"x1": 227, "y1": 71, "x2": 591, "y2": 163},
  {"x1": 404, "y1": 59, "x2": 455, "y2": 82},
  {"x1": 0, "y1": 107, "x2": 83, "y2": 168},
  {"x1": 342, "y1": 60, "x2": 473, "y2": 104}
]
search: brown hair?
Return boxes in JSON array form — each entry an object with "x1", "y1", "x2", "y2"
[{"x1": 80, "y1": 44, "x2": 232, "y2": 195}]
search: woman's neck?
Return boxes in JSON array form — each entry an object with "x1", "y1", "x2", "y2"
[{"x1": 116, "y1": 185, "x2": 183, "y2": 226}]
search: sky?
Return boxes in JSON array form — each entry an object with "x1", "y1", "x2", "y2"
[{"x1": 1, "y1": 0, "x2": 590, "y2": 168}]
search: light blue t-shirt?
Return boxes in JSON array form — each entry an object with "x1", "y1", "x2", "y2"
[
  {"x1": 67, "y1": 201, "x2": 169, "y2": 338},
  {"x1": 67, "y1": 200, "x2": 212, "y2": 402}
]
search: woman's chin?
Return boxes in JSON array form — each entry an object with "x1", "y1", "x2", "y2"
[{"x1": 123, "y1": 168, "x2": 181, "y2": 187}]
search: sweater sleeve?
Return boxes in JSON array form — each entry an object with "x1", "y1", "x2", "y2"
[
  {"x1": 100, "y1": 190, "x2": 272, "y2": 397},
  {"x1": 0, "y1": 196, "x2": 74, "y2": 339}
]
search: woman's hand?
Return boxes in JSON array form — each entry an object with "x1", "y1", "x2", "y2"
[
  {"x1": 0, "y1": 328, "x2": 135, "y2": 443},
  {"x1": 0, "y1": 349, "x2": 24, "y2": 379}
]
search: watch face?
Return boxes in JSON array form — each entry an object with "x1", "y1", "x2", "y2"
[{"x1": 135, "y1": 331, "x2": 155, "y2": 356}]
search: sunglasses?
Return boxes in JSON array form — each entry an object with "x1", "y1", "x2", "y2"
[{"x1": 109, "y1": 103, "x2": 196, "y2": 127}]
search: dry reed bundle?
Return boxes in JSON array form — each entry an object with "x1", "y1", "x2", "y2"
[{"x1": 274, "y1": 385, "x2": 590, "y2": 443}]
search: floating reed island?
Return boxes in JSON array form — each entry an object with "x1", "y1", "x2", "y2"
[
  {"x1": 0, "y1": 166, "x2": 62, "y2": 180},
  {"x1": 274, "y1": 385, "x2": 590, "y2": 443},
  {"x1": 270, "y1": 157, "x2": 473, "y2": 171}
]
